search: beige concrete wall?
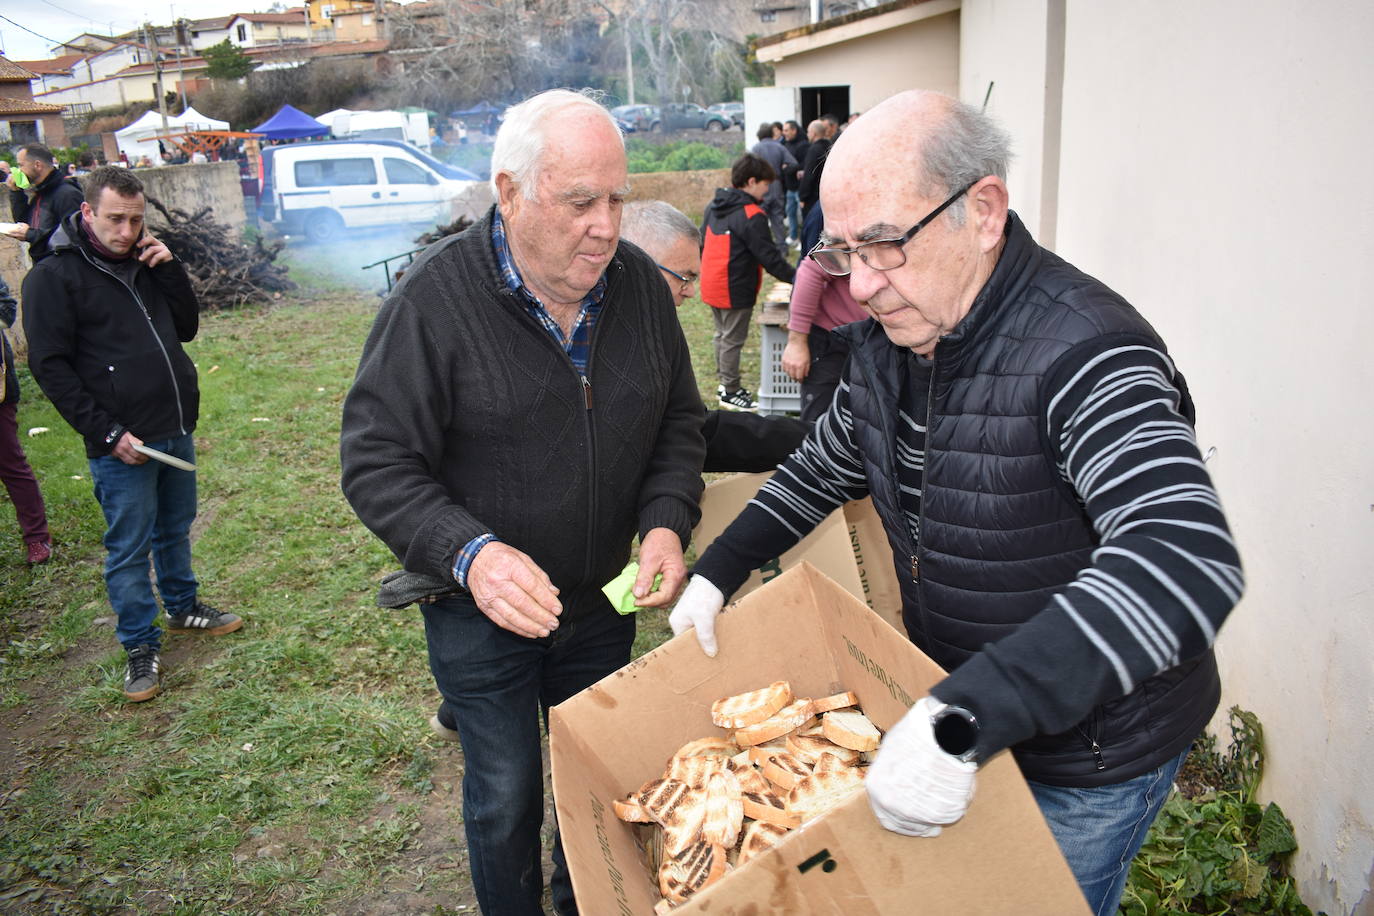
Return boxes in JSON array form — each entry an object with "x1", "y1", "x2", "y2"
[
  {"x1": 772, "y1": 10, "x2": 961, "y2": 112},
  {"x1": 137, "y1": 162, "x2": 247, "y2": 231},
  {"x1": 626, "y1": 168, "x2": 730, "y2": 223},
  {"x1": 962, "y1": 2, "x2": 1374, "y2": 913}
]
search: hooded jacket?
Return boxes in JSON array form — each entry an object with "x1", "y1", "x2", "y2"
[
  {"x1": 699, "y1": 187, "x2": 796, "y2": 311},
  {"x1": 23, "y1": 210, "x2": 200, "y2": 457},
  {"x1": 9, "y1": 167, "x2": 85, "y2": 262}
]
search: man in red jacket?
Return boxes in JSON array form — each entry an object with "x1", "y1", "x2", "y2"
[{"x1": 699, "y1": 153, "x2": 796, "y2": 411}]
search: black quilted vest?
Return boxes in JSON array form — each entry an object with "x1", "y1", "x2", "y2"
[{"x1": 840, "y1": 214, "x2": 1219, "y2": 787}]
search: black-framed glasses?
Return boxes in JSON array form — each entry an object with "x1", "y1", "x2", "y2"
[
  {"x1": 807, "y1": 181, "x2": 976, "y2": 277},
  {"x1": 656, "y1": 262, "x2": 698, "y2": 289}
]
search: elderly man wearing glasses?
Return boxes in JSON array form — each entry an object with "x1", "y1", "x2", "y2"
[{"x1": 669, "y1": 89, "x2": 1242, "y2": 916}]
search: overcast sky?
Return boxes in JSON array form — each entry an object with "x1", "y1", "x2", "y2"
[{"x1": 0, "y1": 1, "x2": 293, "y2": 63}]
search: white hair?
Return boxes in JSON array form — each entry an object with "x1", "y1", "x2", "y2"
[
  {"x1": 620, "y1": 200, "x2": 699, "y2": 260},
  {"x1": 489, "y1": 88, "x2": 624, "y2": 200}
]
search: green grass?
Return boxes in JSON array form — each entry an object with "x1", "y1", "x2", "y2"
[{"x1": 0, "y1": 246, "x2": 780, "y2": 912}]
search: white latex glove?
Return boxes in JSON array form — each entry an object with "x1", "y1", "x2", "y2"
[
  {"x1": 668, "y1": 574, "x2": 725, "y2": 657},
  {"x1": 866, "y1": 696, "x2": 978, "y2": 837}
]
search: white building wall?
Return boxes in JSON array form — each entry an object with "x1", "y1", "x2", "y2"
[{"x1": 961, "y1": 2, "x2": 1374, "y2": 914}]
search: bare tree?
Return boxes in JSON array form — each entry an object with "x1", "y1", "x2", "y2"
[{"x1": 596, "y1": 0, "x2": 747, "y2": 105}]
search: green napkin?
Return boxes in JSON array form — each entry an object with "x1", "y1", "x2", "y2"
[{"x1": 603, "y1": 562, "x2": 662, "y2": 615}]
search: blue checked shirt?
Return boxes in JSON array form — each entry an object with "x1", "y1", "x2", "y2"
[{"x1": 450, "y1": 211, "x2": 610, "y2": 588}]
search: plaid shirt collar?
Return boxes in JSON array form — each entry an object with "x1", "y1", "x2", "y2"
[{"x1": 490, "y1": 209, "x2": 607, "y2": 370}]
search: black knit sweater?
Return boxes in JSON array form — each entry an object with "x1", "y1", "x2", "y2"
[{"x1": 340, "y1": 209, "x2": 706, "y2": 617}]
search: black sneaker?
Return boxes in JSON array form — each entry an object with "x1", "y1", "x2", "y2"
[
  {"x1": 718, "y1": 387, "x2": 758, "y2": 411},
  {"x1": 124, "y1": 645, "x2": 162, "y2": 702},
  {"x1": 165, "y1": 600, "x2": 243, "y2": 636}
]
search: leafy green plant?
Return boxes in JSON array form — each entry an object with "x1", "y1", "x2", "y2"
[
  {"x1": 626, "y1": 138, "x2": 737, "y2": 173},
  {"x1": 1120, "y1": 707, "x2": 1318, "y2": 915}
]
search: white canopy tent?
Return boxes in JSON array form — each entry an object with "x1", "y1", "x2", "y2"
[{"x1": 114, "y1": 107, "x2": 231, "y2": 162}]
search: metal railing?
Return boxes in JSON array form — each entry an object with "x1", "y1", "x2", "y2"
[{"x1": 361, "y1": 247, "x2": 427, "y2": 293}]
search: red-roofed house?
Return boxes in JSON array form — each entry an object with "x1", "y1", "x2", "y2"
[{"x1": 0, "y1": 57, "x2": 67, "y2": 146}]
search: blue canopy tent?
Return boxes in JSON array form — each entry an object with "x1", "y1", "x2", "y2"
[
  {"x1": 450, "y1": 100, "x2": 504, "y2": 118},
  {"x1": 251, "y1": 104, "x2": 329, "y2": 141}
]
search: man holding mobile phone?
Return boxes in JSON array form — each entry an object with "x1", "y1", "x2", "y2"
[{"x1": 23, "y1": 166, "x2": 241, "y2": 703}]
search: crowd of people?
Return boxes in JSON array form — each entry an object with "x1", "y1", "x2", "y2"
[{"x1": 5, "y1": 88, "x2": 1242, "y2": 916}]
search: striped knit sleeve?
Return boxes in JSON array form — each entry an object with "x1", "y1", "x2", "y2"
[
  {"x1": 932, "y1": 342, "x2": 1243, "y2": 759},
  {"x1": 691, "y1": 378, "x2": 870, "y2": 597}
]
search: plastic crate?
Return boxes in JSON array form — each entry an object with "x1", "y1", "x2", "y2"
[{"x1": 756, "y1": 323, "x2": 801, "y2": 416}]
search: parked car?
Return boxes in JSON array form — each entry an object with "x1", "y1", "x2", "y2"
[
  {"x1": 610, "y1": 104, "x2": 661, "y2": 133},
  {"x1": 658, "y1": 102, "x2": 732, "y2": 132},
  {"x1": 708, "y1": 102, "x2": 745, "y2": 128},
  {"x1": 258, "y1": 139, "x2": 484, "y2": 243}
]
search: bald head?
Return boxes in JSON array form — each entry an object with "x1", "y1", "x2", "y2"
[{"x1": 806, "y1": 119, "x2": 826, "y2": 142}]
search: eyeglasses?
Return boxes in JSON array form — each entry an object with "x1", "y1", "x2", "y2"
[
  {"x1": 807, "y1": 181, "x2": 976, "y2": 277},
  {"x1": 656, "y1": 262, "x2": 698, "y2": 290}
]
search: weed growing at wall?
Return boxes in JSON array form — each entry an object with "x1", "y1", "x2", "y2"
[{"x1": 1120, "y1": 707, "x2": 1319, "y2": 915}]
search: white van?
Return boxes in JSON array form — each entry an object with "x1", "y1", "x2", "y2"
[{"x1": 259, "y1": 139, "x2": 490, "y2": 242}]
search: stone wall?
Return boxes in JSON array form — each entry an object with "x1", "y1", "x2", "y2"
[
  {"x1": 626, "y1": 168, "x2": 729, "y2": 223},
  {"x1": 137, "y1": 161, "x2": 246, "y2": 231}
]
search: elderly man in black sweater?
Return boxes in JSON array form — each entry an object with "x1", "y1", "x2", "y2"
[{"x1": 340, "y1": 89, "x2": 706, "y2": 916}]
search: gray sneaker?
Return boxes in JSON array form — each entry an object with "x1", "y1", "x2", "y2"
[
  {"x1": 165, "y1": 601, "x2": 243, "y2": 636},
  {"x1": 124, "y1": 645, "x2": 162, "y2": 702}
]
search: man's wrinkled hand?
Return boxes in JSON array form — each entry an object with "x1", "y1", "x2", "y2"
[
  {"x1": 632, "y1": 527, "x2": 687, "y2": 608},
  {"x1": 865, "y1": 696, "x2": 977, "y2": 837},
  {"x1": 467, "y1": 541, "x2": 562, "y2": 638},
  {"x1": 112, "y1": 431, "x2": 147, "y2": 465},
  {"x1": 668, "y1": 575, "x2": 725, "y2": 656}
]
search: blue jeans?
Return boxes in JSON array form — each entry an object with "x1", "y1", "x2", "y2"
[
  {"x1": 422, "y1": 593, "x2": 635, "y2": 916},
  {"x1": 785, "y1": 189, "x2": 801, "y2": 242},
  {"x1": 1028, "y1": 748, "x2": 1188, "y2": 915},
  {"x1": 88, "y1": 434, "x2": 199, "y2": 650}
]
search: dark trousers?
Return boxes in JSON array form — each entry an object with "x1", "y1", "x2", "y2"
[
  {"x1": 798, "y1": 327, "x2": 850, "y2": 424},
  {"x1": 0, "y1": 401, "x2": 49, "y2": 546},
  {"x1": 422, "y1": 594, "x2": 636, "y2": 916}
]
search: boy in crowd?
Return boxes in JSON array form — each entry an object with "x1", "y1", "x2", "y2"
[{"x1": 699, "y1": 154, "x2": 796, "y2": 411}]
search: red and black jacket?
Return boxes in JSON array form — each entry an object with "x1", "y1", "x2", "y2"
[{"x1": 699, "y1": 187, "x2": 796, "y2": 310}]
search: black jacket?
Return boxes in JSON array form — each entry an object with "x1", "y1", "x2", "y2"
[
  {"x1": 9, "y1": 168, "x2": 85, "y2": 262},
  {"x1": 699, "y1": 187, "x2": 795, "y2": 310},
  {"x1": 1, "y1": 278, "x2": 18, "y2": 405},
  {"x1": 797, "y1": 138, "x2": 831, "y2": 209},
  {"x1": 23, "y1": 211, "x2": 201, "y2": 457},
  {"x1": 781, "y1": 136, "x2": 809, "y2": 192},
  {"x1": 838, "y1": 214, "x2": 1228, "y2": 785},
  {"x1": 340, "y1": 208, "x2": 706, "y2": 619}
]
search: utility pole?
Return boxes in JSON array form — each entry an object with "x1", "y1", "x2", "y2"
[{"x1": 143, "y1": 23, "x2": 170, "y2": 133}]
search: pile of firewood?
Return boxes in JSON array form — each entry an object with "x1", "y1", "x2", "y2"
[
  {"x1": 147, "y1": 198, "x2": 296, "y2": 310},
  {"x1": 414, "y1": 216, "x2": 473, "y2": 246}
]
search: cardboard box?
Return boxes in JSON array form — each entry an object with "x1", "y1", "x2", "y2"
[
  {"x1": 695, "y1": 472, "x2": 906, "y2": 635},
  {"x1": 550, "y1": 563, "x2": 1089, "y2": 915}
]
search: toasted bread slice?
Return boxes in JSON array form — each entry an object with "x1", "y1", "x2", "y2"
[
  {"x1": 734, "y1": 698, "x2": 817, "y2": 747},
  {"x1": 822, "y1": 709, "x2": 882, "y2": 752},
  {"x1": 711, "y1": 680, "x2": 793, "y2": 729},
  {"x1": 666, "y1": 753, "x2": 735, "y2": 789},
  {"x1": 738, "y1": 820, "x2": 792, "y2": 866},
  {"x1": 612, "y1": 793, "x2": 654, "y2": 823},
  {"x1": 760, "y1": 750, "x2": 813, "y2": 791},
  {"x1": 673, "y1": 736, "x2": 740, "y2": 759},
  {"x1": 786, "y1": 733, "x2": 863, "y2": 767},
  {"x1": 741, "y1": 790, "x2": 800, "y2": 829},
  {"x1": 785, "y1": 765, "x2": 866, "y2": 824},
  {"x1": 640, "y1": 778, "x2": 708, "y2": 856},
  {"x1": 812, "y1": 690, "x2": 860, "y2": 714},
  {"x1": 813, "y1": 751, "x2": 857, "y2": 776},
  {"x1": 659, "y1": 840, "x2": 728, "y2": 905},
  {"x1": 745, "y1": 738, "x2": 790, "y2": 767},
  {"x1": 732, "y1": 762, "x2": 771, "y2": 795},
  {"x1": 653, "y1": 897, "x2": 675, "y2": 915},
  {"x1": 701, "y1": 771, "x2": 744, "y2": 848}
]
